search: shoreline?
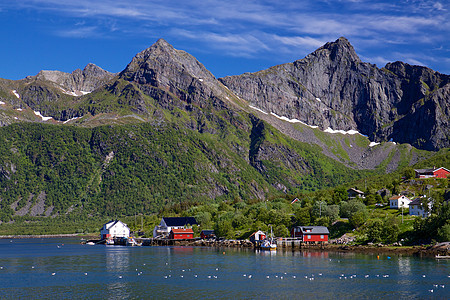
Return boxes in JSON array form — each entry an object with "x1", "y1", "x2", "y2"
[
  {"x1": 2, "y1": 234, "x2": 448, "y2": 257},
  {"x1": 0, "y1": 234, "x2": 97, "y2": 239}
]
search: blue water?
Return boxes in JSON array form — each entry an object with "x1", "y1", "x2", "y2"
[{"x1": 0, "y1": 238, "x2": 448, "y2": 299}]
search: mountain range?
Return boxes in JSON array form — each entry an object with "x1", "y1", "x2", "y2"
[{"x1": 0, "y1": 37, "x2": 448, "y2": 219}]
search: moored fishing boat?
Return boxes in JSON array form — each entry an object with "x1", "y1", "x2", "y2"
[{"x1": 260, "y1": 225, "x2": 277, "y2": 250}]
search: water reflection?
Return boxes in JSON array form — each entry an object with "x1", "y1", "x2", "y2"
[
  {"x1": 0, "y1": 239, "x2": 448, "y2": 299},
  {"x1": 105, "y1": 246, "x2": 131, "y2": 299},
  {"x1": 398, "y1": 256, "x2": 411, "y2": 275}
]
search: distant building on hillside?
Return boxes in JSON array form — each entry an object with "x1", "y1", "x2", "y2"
[
  {"x1": 291, "y1": 226, "x2": 329, "y2": 243},
  {"x1": 389, "y1": 195, "x2": 411, "y2": 209},
  {"x1": 100, "y1": 220, "x2": 130, "y2": 239},
  {"x1": 347, "y1": 188, "x2": 365, "y2": 199},
  {"x1": 414, "y1": 167, "x2": 450, "y2": 179},
  {"x1": 409, "y1": 197, "x2": 432, "y2": 218},
  {"x1": 153, "y1": 217, "x2": 198, "y2": 238}
]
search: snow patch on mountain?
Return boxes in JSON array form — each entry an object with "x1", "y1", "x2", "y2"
[
  {"x1": 270, "y1": 112, "x2": 319, "y2": 128},
  {"x1": 63, "y1": 116, "x2": 82, "y2": 124},
  {"x1": 324, "y1": 127, "x2": 360, "y2": 135},
  {"x1": 12, "y1": 90, "x2": 20, "y2": 98},
  {"x1": 34, "y1": 111, "x2": 52, "y2": 121},
  {"x1": 249, "y1": 105, "x2": 268, "y2": 115}
]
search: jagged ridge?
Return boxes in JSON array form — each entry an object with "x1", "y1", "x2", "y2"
[{"x1": 219, "y1": 37, "x2": 450, "y2": 151}]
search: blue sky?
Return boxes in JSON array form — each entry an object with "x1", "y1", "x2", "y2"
[{"x1": 1, "y1": 0, "x2": 449, "y2": 80}]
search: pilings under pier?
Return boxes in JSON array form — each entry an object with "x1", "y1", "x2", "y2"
[{"x1": 276, "y1": 238, "x2": 327, "y2": 250}]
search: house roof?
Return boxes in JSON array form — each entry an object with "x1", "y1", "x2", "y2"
[
  {"x1": 163, "y1": 217, "x2": 198, "y2": 226},
  {"x1": 347, "y1": 188, "x2": 364, "y2": 194},
  {"x1": 409, "y1": 198, "x2": 423, "y2": 206},
  {"x1": 171, "y1": 228, "x2": 194, "y2": 234},
  {"x1": 103, "y1": 219, "x2": 128, "y2": 230},
  {"x1": 414, "y1": 168, "x2": 435, "y2": 174},
  {"x1": 415, "y1": 167, "x2": 450, "y2": 174},
  {"x1": 201, "y1": 230, "x2": 215, "y2": 235},
  {"x1": 295, "y1": 226, "x2": 329, "y2": 235},
  {"x1": 389, "y1": 195, "x2": 409, "y2": 200},
  {"x1": 249, "y1": 230, "x2": 266, "y2": 237}
]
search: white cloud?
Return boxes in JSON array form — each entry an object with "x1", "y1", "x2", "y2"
[
  {"x1": 55, "y1": 26, "x2": 99, "y2": 38},
  {"x1": 405, "y1": 58, "x2": 426, "y2": 67},
  {"x1": 271, "y1": 35, "x2": 325, "y2": 49},
  {"x1": 2, "y1": 0, "x2": 449, "y2": 73}
]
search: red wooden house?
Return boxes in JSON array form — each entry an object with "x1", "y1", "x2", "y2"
[
  {"x1": 200, "y1": 230, "x2": 216, "y2": 239},
  {"x1": 169, "y1": 228, "x2": 194, "y2": 240},
  {"x1": 414, "y1": 167, "x2": 450, "y2": 179},
  {"x1": 291, "y1": 226, "x2": 329, "y2": 243}
]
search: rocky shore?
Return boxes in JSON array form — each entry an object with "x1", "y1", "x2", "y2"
[{"x1": 3, "y1": 234, "x2": 449, "y2": 257}]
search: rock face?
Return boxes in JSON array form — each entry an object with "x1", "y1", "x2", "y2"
[
  {"x1": 119, "y1": 39, "x2": 236, "y2": 110},
  {"x1": 219, "y1": 37, "x2": 450, "y2": 151},
  {"x1": 35, "y1": 63, "x2": 115, "y2": 96}
]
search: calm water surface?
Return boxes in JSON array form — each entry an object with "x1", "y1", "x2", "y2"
[{"x1": 0, "y1": 238, "x2": 448, "y2": 299}]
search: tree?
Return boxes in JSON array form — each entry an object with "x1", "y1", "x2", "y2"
[
  {"x1": 312, "y1": 201, "x2": 327, "y2": 219},
  {"x1": 403, "y1": 168, "x2": 416, "y2": 180},
  {"x1": 349, "y1": 210, "x2": 368, "y2": 228},
  {"x1": 437, "y1": 222, "x2": 450, "y2": 242},
  {"x1": 323, "y1": 205, "x2": 340, "y2": 223},
  {"x1": 365, "y1": 219, "x2": 384, "y2": 243},
  {"x1": 295, "y1": 207, "x2": 311, "y2": 226},
  {"x1": 332, "y1": 186, "x2": 348, "y2": 204},
  {"x1": 214, "y1": 219, "x2": 233, "y2": 238},
  {"x1": 273, "y1": 224, "x2": 289, "y2": 237},
  {"x1": 314, "y1": 216, "x2": 330, "y2": 227},
  {"x1": 340, "y1": 199, "x2": 366, "y2": 219},
  {"x1": 364, "y1": 194, "x2": 378, "y2": 205},
  {"x1": 195, "y1": 211, "x2": 212, "y2": 228},
  {"x1": 382, "y1": 217, "x2": 400, "y2": 244}
]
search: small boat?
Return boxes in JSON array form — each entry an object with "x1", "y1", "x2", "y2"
[
  {"x1": 126, "y1": 237, "x2": 141, "y2": 246},
  {"x1": 260, "y1": 225, "x2": 277, "y2": 250},
  {"x1": 86, "y1": 241, "x2": 95, "y2": 246},
  {"x1": 260, "y1": 239, "x2": 277, "y2": 250},
  {"x1": 106, "y1": 238, "x2": 114, "y2": 245},
  {"x1": 435, "y1": 254, "x2": 450, "y2": 259}
]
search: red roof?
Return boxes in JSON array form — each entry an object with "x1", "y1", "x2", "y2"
[{"x1": 171, "y1": 228, "x2": 194, "y2": 234}]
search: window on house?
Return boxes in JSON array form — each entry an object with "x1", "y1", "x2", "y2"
[
  {"x1": 307, "y1": 235, "x2": 311, "y2": 239},
  {"x1": 320, "y1": 235, "x2": 324, "y2": 239}
]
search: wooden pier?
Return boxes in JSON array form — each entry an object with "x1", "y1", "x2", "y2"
[{"x1": 275, "y1": 238, "x2": 327, "y2": 250}]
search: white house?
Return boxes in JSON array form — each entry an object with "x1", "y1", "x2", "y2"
[
  {"x1": 152, "y1": 217, "x2": 198, "y2": 238},
  {"x1": 409, "y1": 197, "x2": 432, "y2": 218},
  {"x1": 249, "y1": 230, "x2": 266, "y2": 242},
  {"x1": 389, "y1": 195, "x2": 411, "y2": 209},
  {"x1": 100, "y1": 220, "x2": 130, "y2": 239}
]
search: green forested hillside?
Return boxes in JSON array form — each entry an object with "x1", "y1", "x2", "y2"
[{"x1": 0, "y1": 117, "x2": 374, "y2": 224}]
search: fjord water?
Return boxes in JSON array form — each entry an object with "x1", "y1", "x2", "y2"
[{"x1": 0, "y1": 238, "x2": 448, "y2": 299}]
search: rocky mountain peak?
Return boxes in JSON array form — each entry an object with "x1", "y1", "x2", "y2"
[
  {"x1": 305, "y1": 36, "x2": 361, "y2": 64},
  {"x1": 34, "y1": 63, "x2": 114, "y2": 95},
  {"x1": 120, "y1": 39, "x2": 217, "y2": 88}
]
